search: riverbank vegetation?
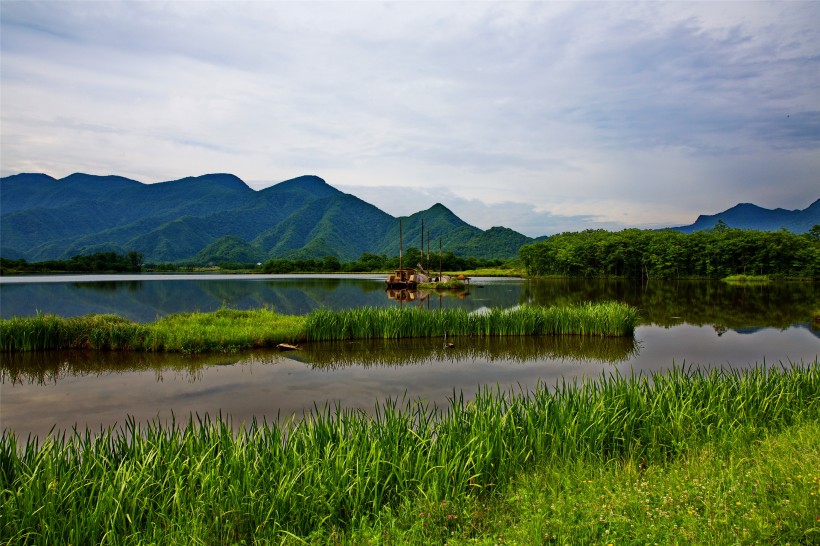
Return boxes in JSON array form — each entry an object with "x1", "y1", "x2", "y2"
[
  {"x1": 305, "y1": 303, "x2": 638, "y2": 342},
  {"x1": 2, "y1": 362, "x2": 818, "y2": 544},
  {"x1": 417, "y1": 278, "x2": 467, "y2": 291},
  {"x1": 0, "y1": 302, "x2": 638, "y2": 353},
  {"x1": 0, "y1": 251, "x2": 144, "y2": 275},
  {"x1": 520, "y1": 224, "x2": 819, "y2": 279},
  {"x1": 723, "y1": 274, "x2": 771, "y2": 284}
]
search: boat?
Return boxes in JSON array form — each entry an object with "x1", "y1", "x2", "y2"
[
  {"x1": 386, "y1": 268, "x2": 420, "y2": 289},
  {"x1": 383, "y1": 218, "x2": 432, "y2": 289}
]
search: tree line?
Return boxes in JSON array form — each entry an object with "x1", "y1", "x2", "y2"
[
  {"x1": 4, "y1": 225, "x2": 817, "y2": 279},
  {"x1": 0, "y1": 251, "x2": 144, "y2": 274},
  {"x1": 519, "y1": 223, "x2": 820, "y2": 279},
  {"x1": 262, "y1": 249, "x2": 506, "y2": 274}
]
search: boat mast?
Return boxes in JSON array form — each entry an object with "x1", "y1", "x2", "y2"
[
  {"x1": 439, "y1": 238, "x2": 442, "y2": 280},
  {"x1": 399, "y1": 219, "x2": 403, "y2": 274}
]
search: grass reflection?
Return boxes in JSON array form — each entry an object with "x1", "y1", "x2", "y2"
[
  {"x1": 1, "y1": 334, "x2": 638, "y2": 385},
  {"x1": 288, "y1": 335, "x2": 638, "y2": 369},
  {"x1": 0, "y1": 350, "x2": 247, "y2": 385}
]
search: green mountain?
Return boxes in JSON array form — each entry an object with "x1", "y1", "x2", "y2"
[{"x1": 0, "y1": 173, "x2": 532, "y2": 263}]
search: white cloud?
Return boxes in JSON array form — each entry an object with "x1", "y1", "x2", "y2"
[{"x1": 2, "y1": 1, "x2": 818, "y2": 233}]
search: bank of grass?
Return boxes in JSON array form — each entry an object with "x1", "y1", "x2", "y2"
[
  {"x1": 417, "y1": 279, "x2": 467, "y2": 291},
  {"x1": 0, "y1": 308, "x2": 304, "y2": 353},
  {"x1": 1, "y1": 363, "x2": 818, "y2": 544},
  {"x1": 723, "y1": 274, "x2": 772, "y2": 284},
  {"x1": 351, "y1": 418, "x2": 820, "y2": 545},
  {"x1": 0, "y1": 302, "x2": 638, "y2": 352},
  {"x1": 305, "y1": 302, "x2": 637, "y2": 341},
  {"x1": 451, "y1": 267, "x2": 524, "y2": 277}
]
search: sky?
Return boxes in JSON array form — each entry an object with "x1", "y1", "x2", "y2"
[{"x1": 1, "y1": 1, "x2": 818, "y2": 237}]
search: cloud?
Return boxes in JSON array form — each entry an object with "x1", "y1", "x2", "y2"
[{"x1": 2, "y1": 1, "x2": 818, "y2": 232}]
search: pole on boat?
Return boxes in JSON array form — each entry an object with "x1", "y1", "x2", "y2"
[
  {"x1": 420, "y1": 219, "x2": 424, "y2": 272},
  {"x1": 399, "y1": 219, "x2": 403, "y2": 277},
  {"x1": 427, "y1": 230, "x2": 430, "y2": 273},
  {"x1": 439, "y1": 238, "x2": 442, "y2": 281}
]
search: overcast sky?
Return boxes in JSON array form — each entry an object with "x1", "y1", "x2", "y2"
[{"x1": 2, "y1": 1, "x2": 818, "y2": 236}]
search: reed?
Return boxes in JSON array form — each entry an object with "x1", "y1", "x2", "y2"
[
  {"x1": 304, "y1": 302, "x2": 638, "y2": 341},
  {"x1": 723, "y1": 274, "x2": 771, "y2": 284},
  {"x1": 1, "y1": 303, "x2": 637, "y2": 352},
  {"x1": 2, "y1": 361, "x2": 818, "y2": 544},
  {"x1": 0, "y1": 308, "x2": 304, "y2": 353},
  {"x1": 417, "y1": 279, "x2": 467, "y2": 290}
]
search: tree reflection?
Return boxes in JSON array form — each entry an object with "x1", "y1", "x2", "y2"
[{"x1": 522, "y1": 279, "x2": 818, "y2": 330}]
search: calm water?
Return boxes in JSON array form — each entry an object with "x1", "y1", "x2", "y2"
[{"x1": 1, "y1": 274, "x2": 817, "y2": 437}]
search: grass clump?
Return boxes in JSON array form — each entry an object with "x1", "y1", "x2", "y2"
[
  {"x1": 2, "y1": 302, "x2": 638, "y2": 352},
  {"x1": 0, "y1": 308, "x2": 304, "y2": 353},
  {"x1": 2, "y1": 362, "x2": 818, "y2": 544},
  {"x1": 723, "y1": 274, "x2": 771, "y2": 284},
  {"x1": 417, "y1": 279, "x2": 467, "y2": 291},
  {"x1": 304, "y1": 302, "x2": 638, "y2": 341}
]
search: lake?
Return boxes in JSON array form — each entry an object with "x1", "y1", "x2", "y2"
[{"x1": 1, "y1": 274, "x2": 817, "y2": 438}]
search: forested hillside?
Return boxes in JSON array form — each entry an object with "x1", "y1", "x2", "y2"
[
  {"x1": 0, "y1": 173, "x2": 531, "y2": 263},
  {"x1": 520, "y1": 225, "x2": 819, "y2": 279}
]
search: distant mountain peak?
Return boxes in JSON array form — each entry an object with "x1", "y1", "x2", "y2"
[
  {"x1": 164, "y1": 173, "x2": 251, "y2": 192},
  {"x1": 266, "y1": 175, "x2": 340, "y2": 197},
  {"x1": 673, "y1": 198, "x2": 819, "y2": 234},
  {"x1": 0, "y1": 173, "x2": 57, "y2": 184}
]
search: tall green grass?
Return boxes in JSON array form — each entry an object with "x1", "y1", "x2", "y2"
[
  {"x1": 304, "y1": 302, "x2": 638, "y2": 341},
  {"x1": 723, "y1": 274, "x2": 771, "y2": 284},
  {"x1": 1, "y1": 302, "x2": 638, "y2": 352},
  {"x1": 2, "y1": 362, "x2": 818, "y2": 544},
  {"x1": 0, "y1": 308, "x2": 304, "y2": 353}
]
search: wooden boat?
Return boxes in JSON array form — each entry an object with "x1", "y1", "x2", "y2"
[
  {"x1": 384, "y1": 218, "x2": 432, "y2": 289},
  {"x1": 385, "y1": 268, "x2": 418, "y2": 289}
]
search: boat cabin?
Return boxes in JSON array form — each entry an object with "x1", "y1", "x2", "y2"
[{"x1": 385, "y1": 268, "x2": 418, "y2": 289}]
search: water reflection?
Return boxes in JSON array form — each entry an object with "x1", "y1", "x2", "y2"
[
  {"x1": 1, "y1": 323, "x2": 816, "y2": 439},
  {"x1": 523, "y1": 278, "x2": 819, "y2": 331},
  {"x1": 292, "y1": 336, "x2": 638, "y2": 369},
  {"x1": 386, "y1": 288, "x2": 471, "y2": 305},
  {"x1": 1, "y1": 350, "x2": 241, "y2": 385},
  {"x1": 2, "y1": 275, "x2": 817, "y2": 438},
  {"x1": 0, "y1": 275, "x2": 524, "y2": 321},
  {"x1": 1, "y1": 335, "x2": 637, "y2": 385}
]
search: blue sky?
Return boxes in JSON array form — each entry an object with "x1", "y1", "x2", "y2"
[{"x1": 1, "y1": 1, "x2": 818, "y2": 236}]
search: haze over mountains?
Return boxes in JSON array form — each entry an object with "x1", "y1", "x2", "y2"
[{"x1": 1, "y1": 173, "x2": 817, "y2": 264}]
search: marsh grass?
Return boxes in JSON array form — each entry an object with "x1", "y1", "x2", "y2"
[
  {"x1": 454, "y1": 268, "x2": 524, "y2": 277},
  {"x1": 2, "y1": 303, "x2": 638, "y2": 352},
  {"x1": 723, "y1": 274, "x2": 772, "y2": 284},
  {"x1": 0, "y1": 308, "x2": 304, "y2": 353},
  {"x1": 2, "y1": 362, "x2": 818, "y2": 544},
  {"x1": 417, "y1": 279, "x2": 467, "y2": 290},
  {"x1": 304, "y1": 302, "x2": 638, "y2": 341}
]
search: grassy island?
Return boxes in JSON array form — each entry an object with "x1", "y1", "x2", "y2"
[
  {"x1": 2, "y1": 362, "x2": 818, "y2": 544},
  {"x1": 0, "y1": 302, "x2": 638, "y2": 353},
  {"x1": 722, "y1": 274, "x2": 772, "y2": 284},
  {"x1": 417, "y1": 279, "x2": 467, "y2": 291}
]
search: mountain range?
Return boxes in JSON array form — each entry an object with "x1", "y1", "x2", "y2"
[{"x1": 1, "y1": 172, "x2": 817, "y2": 263}]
